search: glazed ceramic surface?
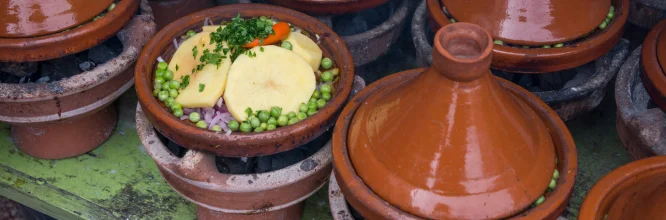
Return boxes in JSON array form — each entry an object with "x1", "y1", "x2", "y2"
[
  {"x1": 268, "y1": 0, "x2": 389, "y2": 15},
  {"x1": 135, "y1": 4, "x2": 354, "y2": 157},
  {"x1": 641, "y1": 18, "x2": 666, "y2": 112}
]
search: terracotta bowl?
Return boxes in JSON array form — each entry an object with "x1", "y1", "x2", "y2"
[
  {"x1": 579, "y1": 156, "x2": 666, "y2": 219},
  {"x1": 135, "y1": 4, "x2": 355, "y2": 157},
  {"x1": 331, "y1": 68, "x2": 577, "y2": 219},
  {"x1": 426, "y1": 0, "x2": 628, "y2": 73},
  {"x1": 640, "y1": 18, "x2": 666, "y2": 113},
  {"x1": 0, "y1": 0, "x2": 140, "y2": 62},
  {"x1": 148, "y1": 0, "x2": 216, "y2": 31},
  {"x1": 267, "y1": 0, "x2": 389, "y2": 15},
  {"x1": 136, "y1": 105, "x2": 332, "y2": 219},
  {"x1": 0, "y1": 1, "x2": 156, "y2": 159}
]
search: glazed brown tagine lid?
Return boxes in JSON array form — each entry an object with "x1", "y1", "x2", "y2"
[
  {"x1": 0, "y1": 0, "x2": 139, "y2": 62},
  {"x1": 427, "y1": 0, "x2": 628, "y2": 73},
  {"x1": 641, "y1": 18, "x2": 666, "y2": 112},
  {"x1": 268, "y1": 0, "x2": 389, "y2": 15},
  {"x1": 333, "y1": 22, "x2": 578, "y2": 219},
  {"x1": 579, "y1": 156, "x2": 666, "y2": 219}
]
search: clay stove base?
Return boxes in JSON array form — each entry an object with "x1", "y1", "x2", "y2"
[
  {"x1": 196, "y1": 203, "x2": 304, "y2": 220},
  {"x1": 11, "y1": 104, "x2": 117, "y2": 160}
]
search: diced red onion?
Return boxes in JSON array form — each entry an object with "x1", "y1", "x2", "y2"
[
  {"x1": 203, "y1": 108, "x2": 214, "y2": 122},
  {"x1": 208, "y1": 114, "x2": 223, "y2": 130},
  {"x1": 225, "y1": 130, "x2": 232, "y2": 135},
  {"x1": 157, "y1": 56, "x2": 165, "y2": 63},
  {"x1": 216, "y1": 97, "x2": 224, "y2": 108},
  {"x1": 183, "y1": 108, "x2": 196, "y2": 114},
  {"x1": 179, "y1": 115, "x2": 189, "y2": 120},
  {"x1": 173, "y1": 38, "x2": 180, "y2": 49}
]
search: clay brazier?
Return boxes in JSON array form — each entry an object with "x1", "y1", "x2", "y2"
[
  {"x1": 641, "y1": 18, "x2": 666, "y2": 113},
  {"x1": 332, "y1": 22, "x2": 577, "y2": 219}
]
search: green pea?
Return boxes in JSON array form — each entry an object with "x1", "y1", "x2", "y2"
[
  {"x1": 493, "y1": 40, "x2": 504, "y2": 45},
  {"x1": 320, "y1": 84, "x2": 332, "y2": 93},
  {"x1": 281, "y1": 41, "x2": 293, "y2": 50},
  {"x1": 250, "y1": 117, "x2": 261, "y2": 128},
  {"x1": 329, "y1": 68, "x2": 339, "y2": 76},
  {"x1": 599, "y1": 21, "x2": 608, "y2": 30},
  {"x1": 155, "y1": 77, "x2": 166, "y2": 85},
  {"x1": 299, "y1": 103, "x2": 308, "y2": 113},
  {"x1": 240, "y1": 122, "x2": 252, "y2": 132},
  {"x1": 187, "y1": 30, "x2": 196, "y2": 38},
  {"x1": 169, "y1": 89, "x2": 179, "y2": 98},
  {"x1": 169, "y1": 80, "x2": 181, "y2": 89},
  {"x1": 312, "y1": 90, "x2": 321, "y2": 99},
  {"x1": 307, "y1": 109, "x2": 317, "y2": 116},
  {"x1": 548, "y1": 179, "x2": 556, "y2": 189},
  {"x1": 189, "y1": 112, "x2": 201, "y2": 123},
  {"x1": 297, "y1": 112, "x2": 307, "y2": 120},
  {"x1": 155, "y1": 68, "x2": 165, "y2": 78},
  {"x1": 267, "y1": 124, "x2": 277, "y2": 131},
  {"x1": 164, "y1": 70, "x2": 174, "y2": 81},
  {"x1": 158, "y1": 91, "x2": 169, "y2": 101},
  {"x1": 321, "y1": 71, "x2": 334, "y2": 82},
  {"x1": 553, "y1": 169, "x2": 560, "y2": 180},
  {"x1": 308, "y1": 102, "x2": 317, "y2": 110},
  {"x1": 322, "y1": 92, "x2": 331, "y2": 101},
  {"x1": 258, "y1": 110, "x2": 271, "y2": 122},
  {"x1": 317, "y1": 99, "x2": 326, "y2": 109},
  {"x1": 211, "y1": 125, "x2": 222, "y2": 132},
  {"x1": 543, "y1": 45, "x2": 552, "y2": 48},
  {"x1": 522, "y1": 45, "x2": 530, "y2": 49},
  {"x1": 153, "y1": 89, "x2": 160, "y2": 97},
  {"x1": 270, "y1": 107, "x2": 282, "y2": 118},
  {"x1": 165, "y1": 97, "x2": 175, "y2": 107},
  {"x1": 608, "y1": 6, "x2": 615, "y2": 19},
  {"x1": 107, "y1": 3, "x2": 116, "y2": 11},
  {"x1": 157, "y1": 62, "x2": 168, "y2": 71},
  {"x1": 267, "y1": 117, "x2": 277, "y2": 126},
  {"x1": 173, "y1": 108, "x2": 184, "y2": 117},
  {"x1": 228, "y1": 120, "x2": 240, "y2": 131},
  {"x1": 309, "y1": 98, "x2": 317, "y2": 104},
  {"x1": 554, "y1": 43, "x2": 564, "y2": 48},
  {"x1": 154, "y1": 82, "x2": 163, "y2": 91},
  {"x1": 171, "y1": 103, "x2": 182, "y2": 111},
  {"x1": 450, "y1": 18, "x2": 456, "y2": 23},
  {"x1": 162, "y1": 82, "x2": 170, "y2": 91},
  {"x1": 196, "y1": 121, "x2": 207, "y2": 129},
  {"x1": 253, "y1": 127, "x2": 265, "y2": 132},
  {"x1": 277, "y1": 115, "x2": 289, "y2": 126},
  {"x1": 534, "y1": 196, "x2": 545, "y2": 206},
  {"x1": 320, "y1": 57, "x2": 333, "y2": 70},
  {"x1": 288, "y1": 117, "x2": 299, "y2": 125},
  {"x1": 287, "y1": 111, "x2": 297, "y2": 119},
  {"x1": 260, "y1": 122, "x2": 268, "y2": 130}
]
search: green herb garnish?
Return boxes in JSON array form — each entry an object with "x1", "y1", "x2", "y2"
[
  {"x1": 181, "y1": 75, "x2": 190, "y2": 89},
  {"x1": 192, "y1": 46, "x2": 198, "y2": 59},
  {"x1": 210, "y1": 14, "x2": 274, "y2": 61},
  {"x1": 199, "y1": 83, "x2": 205, "y2": 92}
]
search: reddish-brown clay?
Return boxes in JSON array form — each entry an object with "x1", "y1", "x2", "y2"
[
  {"x1": 332, "y1": 23, "x2": 577, "y2": 220},
  {"x1": 427, "y1": 0, "x2": 628, "y2": 73},
  {"x1": 641, "y1": 18, "x2": 666, "y2": 113},
  {"x1": 148, "y1": 0, "x2": 216, "y2": 31},
  {"x1": 0, "y1": 0, "x2": 139, "y2": 62},
  {"x1": 267, "y1": 0, "x2": 389, "y2": 15},
  {"x1": 579, "y1": 156, "x2": 666, "y2": 219},
  {"x1": 135, "y1": 4, "x2": 355, "y2": 157}
]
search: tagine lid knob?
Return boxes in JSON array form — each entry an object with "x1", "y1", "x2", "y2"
[
  {"x1": 346, "y1": 22, "x2": 557, "y2": 219},
  {"x1": 0, "y1": 0, "x2": 113, "y2": 38}
]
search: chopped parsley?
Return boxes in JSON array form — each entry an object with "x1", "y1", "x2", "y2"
[
  {"x1": 210, "y1": 14, "x2": 274, "y2": 61},
  {"x1": 199, "y1": 83, "x2": 205, "y2": 92},
  {"x1": 245, "y1": 107, "x2": 253, "y2": 118},
  {"x1": 199, "y1": 49, "x2": 226, "y2": 68},
  {"x1": 175, "y1": 64, "x2": 179, "y2": 71},
  {"x1": 192, "y1": 46, "x2": 198, "y2": 59},
  {"x1": 181, "y1": 75, "x2": 190, "y2": 88},
  {"x1": 260, "y1": 47, "x2": 264, "y2": 52}
]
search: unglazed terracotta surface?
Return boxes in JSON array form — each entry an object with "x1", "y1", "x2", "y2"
[
  {"x1": 268, "y1": 0, "x2": 389, "y2": 15},
  {"x1": 148, "y1": 0, "x2": 216, "y2": 30},
  {"x1": 0, "y1": 0, "x2": 113, "y2": 38},
  {"x1": 135, "y1": 4, "x2": 354, "y2": 157},
  {"x1": 442, "y1": 0, "x2": 609, "y2": 45},
  {"x1": 641, "y1": 19, "x2": 666, "y2": 112},
  {"x1": 579, "y1": 156, "x2": 666, "y2": 220}
]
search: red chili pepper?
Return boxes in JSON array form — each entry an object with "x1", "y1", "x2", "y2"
[{"x1": 244, "y1": 22, "x2": 291, "y2": 48}]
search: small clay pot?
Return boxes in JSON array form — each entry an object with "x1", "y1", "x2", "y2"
[
  {"x1": 135, "y1": 4, "x2": 355, "y2": 157},
  {"x1": 579, "y1": 156, "x2": 666, "y2": 219},
  {"x1": 640, "y1": 18, "x2": 666, "y2": 113},
  {"x1": 136, "y1": 105, "x2": 332, "y2": 219},
  {"x1": 332, "y1": 23, "x2": 577, "y2": 219},
  {"x1": 426, "y1": 0, "x2": 628, "y2": 73},
  {"x1": 267, "y1": 0, "x2": 389, "y2": 15},
  {"x1": 0, "y1": 0, "x2": 140, "y2": 62},
  {"x1": 148, "y1": 0, "x2": 216, "y2": 31},
  {"x1": 0, "y1": 1, "x2": 156, "y2": 159}
]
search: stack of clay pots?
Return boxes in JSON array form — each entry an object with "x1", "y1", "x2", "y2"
[
  {"x1": 329, "y1": 23, "x2": 577, "y2": 219},
  {"x1": 135, "y1": 4, "x2": 357, "y2": 219},
  {"x1": 0, "y1": 0, "x2": 155, "y2": 159},
  {"x1": 413, "y1": 0, "x2": 630, "y2": 121}
]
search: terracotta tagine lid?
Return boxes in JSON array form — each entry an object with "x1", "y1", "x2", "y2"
[
  {"x1": 267, "y1": 0, "x2": 389, "y2": 15},
  {"x1": 0, "y1": 0, "x2": 139, "y2": 62},
  {"x1": 641, "y1": 18, "x2": 666, "y2": 112},
  {"x1": 344, "y1": 22, "x2": 556, "y2": 219},
  {"x1": 579, "y1": 156, "x2": 666, "y2": 220}
]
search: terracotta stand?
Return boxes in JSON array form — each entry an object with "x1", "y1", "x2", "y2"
[
  {"x1": 0, "y1": 0, "x2": 156, "y2": 159},
  {"x1": 148, "y1": 0, "x2": 216, "y2": 30}
]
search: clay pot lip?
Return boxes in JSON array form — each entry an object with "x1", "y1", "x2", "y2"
[
  {"x1": 0, "y1": 0, "x2": 140, "y2": 62},
  {"x1": 267, "y1": 0, "x2": 389, "y2": 15},
  {"x1": 427, "y1": 0, "x2": 628, "y2": 73},
  {"x1": 579, "y1": 156, "x2": 666, "y2": 219},
  {"x1": 136, "y1": 104, "x2": 332, "y2": 212},
  {"x1": 640, "y1": 18, "x2": 666, "y2": 112},
  {"x1": 134, "y1": 4, "x2": 354, "y2": 157},
  {"x1": 332, "y1": 68, "x2": 577, "y2": 219},
  {"x1": 0, "y1": 1, "x2": 152, "y2": 102}
]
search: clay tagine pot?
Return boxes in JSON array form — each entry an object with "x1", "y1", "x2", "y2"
[
  {"x1": 332, "y1": 22, "x2": 577, "y2": 219},
  {"x1": 579, "y1": 156, "x2": 666, "y2": 219},
  {"x1": 148, "y1": 0, "x2": 216, "y2": 31},
  {"x1": 628, "y1": 0, "x2": 666, "y2": 29},
  {"x1": 135, "y1": 4, "x2": 355, "y2": 157},
  {"x1": 427, "y1": 0, "x2": 628, "y2": 73},
  {"x1": 640, "y1": 18, "x2": 666, "y2": 113},
  {"x1": 0, "y1": 0, "x2": 155, "y2": 159},
  {"x1": 0, "y1": 0, "x2": 140, "y2": 62},
  {"x1": 267, "y1": 0, "x2": 389, "y2": 15}
]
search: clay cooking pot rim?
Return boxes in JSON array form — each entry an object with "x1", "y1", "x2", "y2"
[
  {"x1": 640, "y1": 18, "x2": 666, "y2": 112},
  {"x1": 135, "y1": 4, "x2": 354, "y2": 157},
  {"x1": 268, "y1": 0, "x2": 389, "y2": 15},
  {"x1": 426, "y1": 0, "x2": 628, "y2": 73}
]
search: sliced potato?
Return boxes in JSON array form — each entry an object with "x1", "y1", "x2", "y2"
[
  {"x1": 168, "y1": 30, "x2": 218, "y2": 81},
  {"x1": 175, "y1": 42, "x2": 232, "y2": 108},
  {"x1": 224, "y1": 46, "x2": 316, "y2": 121},
  {"x1": 283, "y1": 32, "x2": 322, "y2": 71},
  {"x1": 202, "y1": 25, "x2": 226, "y2": 33}
]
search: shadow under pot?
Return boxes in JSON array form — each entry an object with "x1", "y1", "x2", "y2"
[
  {"x1": 579, "y1": 156, "x2": 666, "y2": 219},
  {"x1": 332, "y1": 23, "x2": 577, "y2": 219},
  {"x1": 412, "y1": 0, "x2": 630, "y2": 121},
  {"x1": 616, "y1": 18, "x2": 666, "y2": 160},
  {"x1": 0, "y1": 0, "x2": 155, "y2": 159},
  {"x1": 148, "y1": 0, "x2": 217, "y2": 31}
]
